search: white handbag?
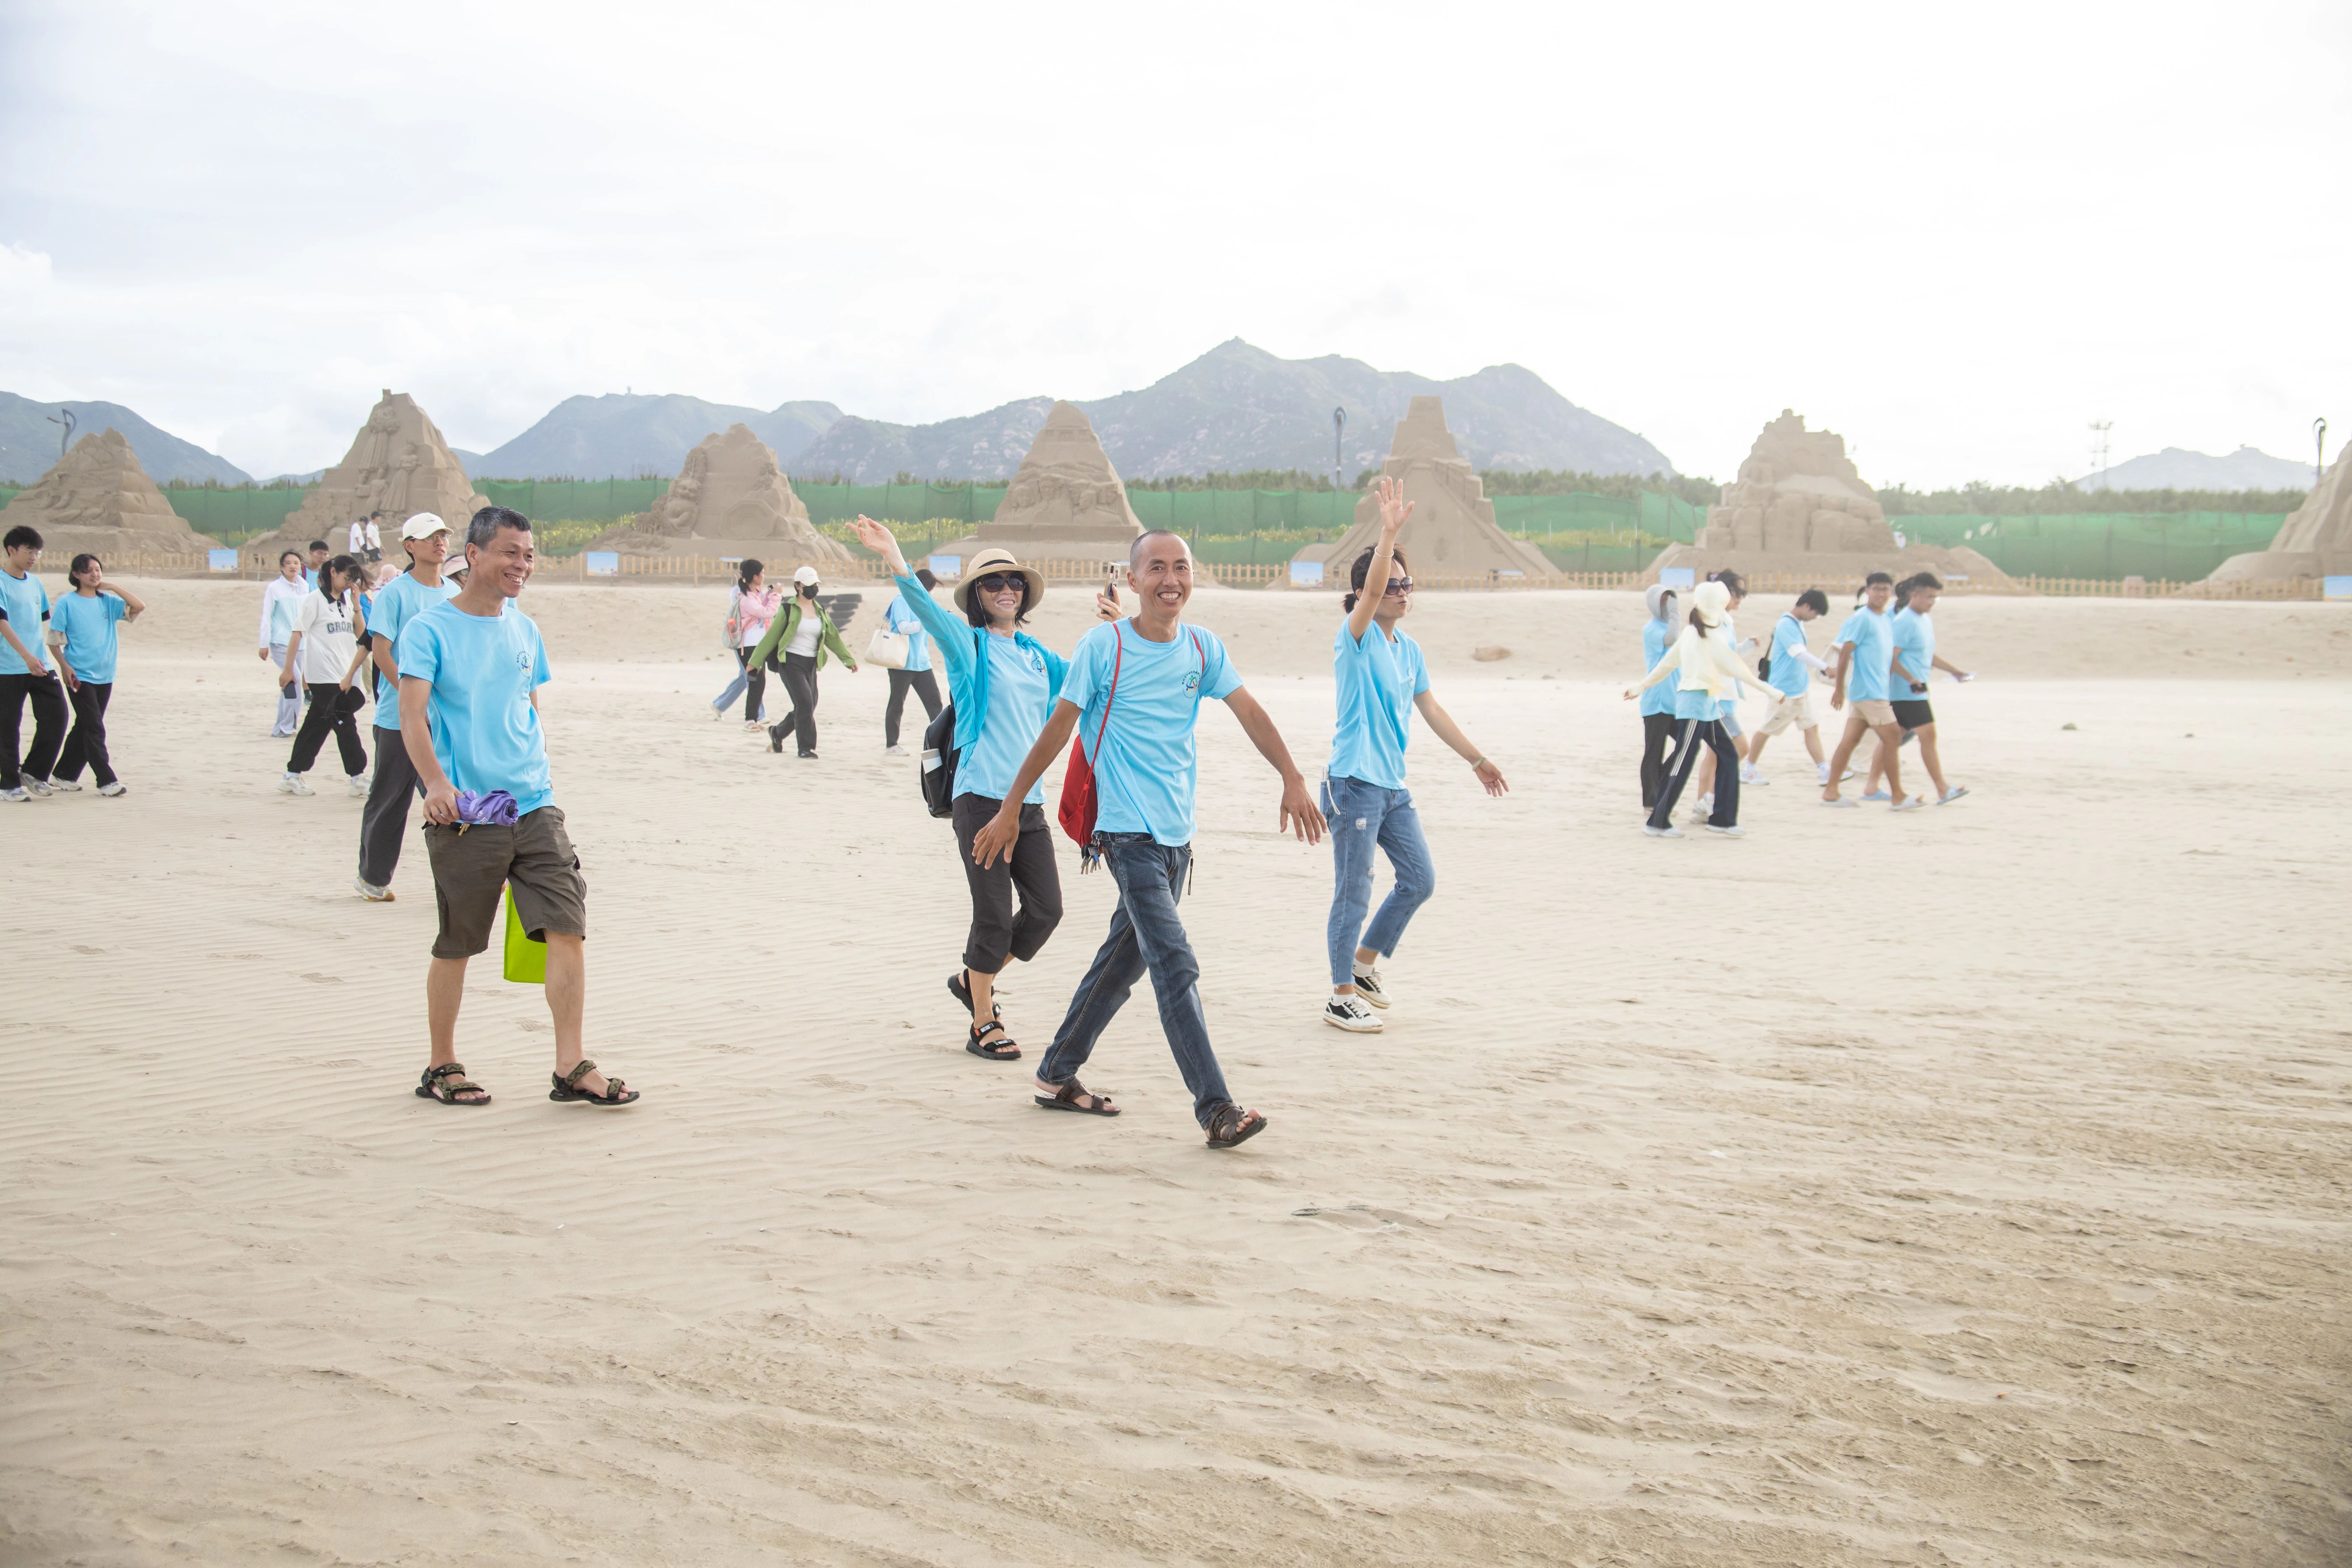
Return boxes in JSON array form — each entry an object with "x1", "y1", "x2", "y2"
[{"x1": 866, "y1": 628, "x2": 910, "y2": 670}]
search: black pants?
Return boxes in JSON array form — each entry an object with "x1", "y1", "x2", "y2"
[
  {"x1": 1639, "y1": 710, "x2": 1677, "y2": 808},
  {"x1": 737, "y1": 648, "x2": 766, "y2": 722},
  {"x1": 885, "y1": 667, "x2": 942, "y2": 747},
  {"x1": 1649, "y1": 716, "x2": 1740, "y2": 830},
  {"x1": 1, "y1": 670, "x2": 68, "y2": 789},
  {"x1": 358, "y1": 723, "x2": 427, "y2": 885},
  {"x1": 767, "y1": 652, "x2": 821, "y2": 755},
  {"x1": 951, "y1": 794, "x2": 1064, "y2": 974},
  {"x1": 55, "y1": 680, "x2": 116, "y2": 787},
  {"x1": 288, "y1": 684, "x2": 368, "y2": 777}
]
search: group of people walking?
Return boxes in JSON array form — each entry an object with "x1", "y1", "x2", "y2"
[
  {"x1": 1631, "y1": 567, "x2": 1970, "y2": 836},
  {"x1": 2, "y1": 524, "x2": 145, "y2": 801}
]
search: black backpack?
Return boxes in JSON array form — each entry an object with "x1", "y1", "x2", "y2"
[{"x1": 919, "y1": 700, "x2": 958, "y2": 818}]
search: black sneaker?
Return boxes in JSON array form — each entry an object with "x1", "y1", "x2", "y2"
[
  {"x1": 1323, "y1": 995, "x2": 1383, "y2": 1032},
  {"x1": 1352, "y1": 968, "x2": 1392, "y2": 1009}
]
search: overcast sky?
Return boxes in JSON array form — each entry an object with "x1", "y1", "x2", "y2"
[{"x1": 2, "y1": 0, "x2": 2344, "y2": 486}]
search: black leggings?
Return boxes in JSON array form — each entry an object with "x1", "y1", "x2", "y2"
[
  {"x1": 1648, "y1": 716, "x2": 1740, "y2": 830},
  {"x1": 885, "y1": 668, "x2": 942, "y2": 747},
  {"x1": 56, "y1": 680, "x2": 116, "y2": 787},
  {"x1": 288, "y1": 684, "x2": 368, "y2": 777},
  {"x1": 737, "y1": 648, "x2": 766, "y2": 722},
  {"x1": 1, "y1": 670, "x2": 68, "y2": 788},
  {"x1": 951, "y1": 794, "x2": 1064, "y2": 974},
  {"x1": 767, "y1": 652, "x2": 820, "y2": 755},
  {"x1": 1639, "y1": 710, "x2": 1677, "y2": 808}
]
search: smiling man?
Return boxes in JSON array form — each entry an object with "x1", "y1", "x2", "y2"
[
  {"x1": 397, "y1": 506, "x2": 637, "y2": 1111},
  {"x1": 970, "y1": 529, "x2": 1325, "y2": 1149}
]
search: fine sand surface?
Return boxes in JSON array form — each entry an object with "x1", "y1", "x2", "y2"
[{"x1": 4, "y1": 580, "x2": 2348, "y2": 1566}]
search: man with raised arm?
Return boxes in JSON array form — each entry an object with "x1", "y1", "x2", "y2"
[{"x1": 970, "y1": 530, "x2": 1325, "y2": 1148}]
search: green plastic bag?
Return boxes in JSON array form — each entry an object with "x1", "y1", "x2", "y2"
[{"x1": 502, "y1": 885, "x2": 547, "y2": 985}]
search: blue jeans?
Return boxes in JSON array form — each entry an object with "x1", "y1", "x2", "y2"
[
  {"x1": 1322, "y1": 776, "x2": 1435, "y2": 987},
  {"x1": 1038, "y1": 833, "x2": 1231, "y2": 1128}
]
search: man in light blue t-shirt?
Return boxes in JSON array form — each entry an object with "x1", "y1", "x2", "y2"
[
  {"x1": 1821, "y1": 573, "x2": 1913, "y2": 808},
  {"x1": 354, "y1": 512, "x2": 461, "y2": 901},
  {"x1": 1864, "y1": 574, "x2": 1971, "y2": 805},
  {"x1": 1745, "y1": 587, "x2": 1835, "y2": 785},
  {"x1": 968, "y1": 530, "x2": 1325, "y2": 1148},
  {"x1": 397, "y1": 506, "x2": 637, "y2": 1112}
]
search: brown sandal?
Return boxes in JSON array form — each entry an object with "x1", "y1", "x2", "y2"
[
  {"x1": 1034, "y1": 1078, "x2": 1118, "y2": 1116},
  {"x1": 1204, "y1": 1103, "x2": 1267, "y2": 1148},
  {"x1": 416, "y1": 1062, "x2": 490, "y2": 1106},
  {"x1": 549, "y1": 1059, "x2": 639, "y2": 1106}
]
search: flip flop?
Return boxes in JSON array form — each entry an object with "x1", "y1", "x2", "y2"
[{"x1": 1938, "y1": 786, "x2": 1970, "y2": 804}]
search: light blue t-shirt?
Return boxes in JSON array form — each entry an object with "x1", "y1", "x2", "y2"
[
  {"x1": 398, "y1": 600, "x2": 555, "y2": 816},
  {"x1": 367, "y1": 571, "x2": 460, "y2": 728},
  {"x1": 886, "y1": 590, "x2": 932, "y2": 673},
  {"x1": 0, "y1": 568, "x2": 52, "y2": 677},
  {"x1": 1767, "y1": 613, "x2": 1811, "y2": 699},
  {"x1": 1837, "y1": 607, "x2": 1894, "y2": 702},
  {"x1": 1329, "y1": 620, "x2": 1428, "y2": 790},
  {"x1": 958, "y1": 631, "x2": 1050, "y2": 806},
  {"x1": 50, "y1": 592, "x2": 127, "y2": 685},
  {"x1": 1889, "y1": 606, "x2": 1935, "y2": 696},
  {"x1": 1639, "y1": 619, "x2": 1675, "y2": 718},
  {"x1": 1060, "y1": 618, "x2": 1242, "y2": 847}
]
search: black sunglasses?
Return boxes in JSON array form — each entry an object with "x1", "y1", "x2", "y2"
[
  {"x1": 1382, "y1": 576, "x2": 1415, "y2": 596},
  {"x1": 974, "y1": 573, "x2": 1023, "y2": 593}
]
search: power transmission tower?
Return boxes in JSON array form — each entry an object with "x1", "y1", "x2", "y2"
[{"x1": 2088, "y1": 421, "x2": 2112, "y2": 490}]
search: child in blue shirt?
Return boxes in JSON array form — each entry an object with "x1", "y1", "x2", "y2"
[{"x1": 49, "y1": 552, "x2": 145, "y2": 795}]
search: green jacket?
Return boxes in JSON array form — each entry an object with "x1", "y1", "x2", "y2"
[{"x1": 750, "y1": 596, "x2": 856, "y2": 672}]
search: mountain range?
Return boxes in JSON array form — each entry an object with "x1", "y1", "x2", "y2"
[
  {"x1": 2073, "y1": 445, "x2": 2317, "y2": 492},
  {"x1": 461, "y1": 394, "x2": 844, "y2": 481},
  {"x1": 0, "y1": 392, "x2": 250, "y2": 484}
]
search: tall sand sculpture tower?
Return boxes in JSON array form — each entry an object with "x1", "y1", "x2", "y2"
[
  {"x1": 2206, "y1": 444, "x2": 2350, "y2": 582},
  {"x1": 611, "y1": 424, "x2": 847, "y2": 559},
  {"x1": 0, "y1": 429, "x2": 219, "y2": 557},
  {"x1": 1296, "y1": 397, "x2": 1555, "y2": 580},
  {"x1": 974, "y1": 401, "x2": 1143, "y2": 555},
  {"x1": 245, "y1": 391, "x2": 488, "y2": 564}
]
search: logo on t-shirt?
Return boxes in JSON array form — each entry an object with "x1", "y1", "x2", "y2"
[
  {"x1": 1181, "y1": 670, "x2": 1200, "y2": 693},
  {"x1": 1023, "y1": 647, "x2": 1045, "y2": 674}
]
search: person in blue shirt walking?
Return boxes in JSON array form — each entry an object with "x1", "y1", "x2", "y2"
[
  {"x1": 1, "y1": 524, "x2": 68, "y2": 801},
  {"x1": 398, "y1": 506, "x2": 637, "y2": 1111},
  {"x1": 1637, "y1": 582, "x2": 1680, "y2": 809},
  {"x1": 1863, "y1": 574, "x2": 1972, "y2": 804},
  {"x1": 1821, "y1": 572, "x2": 1915, "y2": 808},
  {"x1": 1320, "y1": 479, "x2": 1507, "y2": 1034},
  {"x1": 880, "y1": 564, "x2": 943, "y2": 757},
  {"x1": 49, "y1": 553, "x2": 144, "y2": 796},
  {"x1": 970, "y1": 529, "x2": 1325, "y2": 1148},
  {"x1": 851, "y1": 516, "x2": 1119, "y2": 1060},
  {"x1": 354, "y1": 513, "x2": 461, "y2": 902},
  {"x1": 1744, "y1": 587, "x2": 1834, "y2": 785}
]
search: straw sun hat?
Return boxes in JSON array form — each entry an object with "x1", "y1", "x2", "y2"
[{"x1": 955, "y1": 546, "x2": 1045, "y2": 618}]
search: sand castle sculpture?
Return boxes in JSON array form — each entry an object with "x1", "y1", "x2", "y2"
[
  {"x1": 1294, "y1": 397, "x2": 1555, "y2": 581},
  {"x1": 0, "y1": 428, "x2": 218, "y2": 556},
  {"x1": 1647, "y1": 411, "x2": 2007, "y2": 585},
  {"x1": 2206, "y1": 445, "x2": 2350, "y2": 582},
  {"x1": 244, "y1": 391, "x2": 487, "y2": 564},
  {"x1": 602, "y1": 424, "x2": 847, "y2": 559},
  {"x1": 979, "y1": 401, "x2": 1143, "y2": 550}
]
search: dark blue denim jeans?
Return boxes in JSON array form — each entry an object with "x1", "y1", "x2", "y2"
[
  {"x1": 1321, "y1": 776, "x2": 1434, "y2": 987},
  {"x1": 1038, "y1": 833, "x2": 1231, "y2": 1128}
]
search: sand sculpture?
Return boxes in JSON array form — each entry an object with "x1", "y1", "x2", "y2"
[
  {"x1": 2207, "y1": 446, "x2": 2350, "y2": 581},
  {"x1": 978, "y1": 401, "x2": 1143, "y2": 550},
  {"x1": 0, "y1": 428, "x2": 219, "y2": 556},
  {"x1": 1294, "y1": 397, "x2": 1555, "y2": 581},
  {"x1": 244, "y1": 391, "x2": 488, "y2": 564},
  {"x1": 1646, "y1": 411, "x2": 2007, "y2": 586},
  {"x1": 600, "y1": 424, "x2": 847, "y2": 559}
]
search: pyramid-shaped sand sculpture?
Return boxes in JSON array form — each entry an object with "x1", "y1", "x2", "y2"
[
  {"x1": 979, "y1": 401, "x2": 1143, "y2": 550},
  {"x1": 0, "y1": 428, "x2": 218, "y2": 555},
  {"x1": 244, "y1": 391, "x2": 488, "y2": 564},
  {"x1": 604, "y1": 424, "x2": 847, "y2": 559},
  {"x1": 2207, "y1": 445, "x2": 2351, "y2": 581},
  {"x1": 1646, "y1": 411, "x2": 2007, "y2": 585},
  {"x1": 1296, "y1": 397, "x2": 1555, "y2": 580}
]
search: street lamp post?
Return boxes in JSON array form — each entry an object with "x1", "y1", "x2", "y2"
[{"x1": 1333, "y1": 407, "x2": 1346, "y2": 493}]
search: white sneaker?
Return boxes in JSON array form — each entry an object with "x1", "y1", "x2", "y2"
[
  {"x1": 1323, "y1": 994, "x2": 1384, "y2": 1032},
  {"x1": 97, "y1": 781, "x2": 127, "y2": 797},
  {"x1": 743, "y1": 720, "x2": 765, "y2": 732},
  {"x1": 278, "y1": 772, "x2": 313, "y2": 796},
  {"x1": 1, "y1": 786, "x2": 28, "y2": 803},
  {"x1": 1644, "y1": 823, "x2": 1685, "y2": 838},
  {"x1": 1705, "y1": 823, "x2": 1746, "y2": 837},
  {"x1": 22, "y1": 775, "x2": 54, "y2": 797},
  {"x1": 45, "y1": 775, "x2": 83, "y2": 792},
  {"x1": 1352, "y1": 967, "x2": 1392, "y2": 1009},
  {"x1": 712, "y1": 706, "x2": 727, "y2": 722},
  {"x1": 346, "y1": 775, "x2": 368, "y2": 798},
  {"x1": 354, "y1": 877, "x2": 394, "y2": 902},
  {"x1": 1739, "y1": 764, "x2": 1764, "y2": 785},
  {"x1": 1686, "y1": 791, "x2": 1713, "y2": 821},
  {"x1": 1816, "y1": 762, "x2": 1832, "y2": 783},
  {"x1": 884, "y1": 744, "x2": 910, "y2": 757}
]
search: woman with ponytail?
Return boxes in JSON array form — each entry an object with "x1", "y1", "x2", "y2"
[
  {"x1": 711, "y1": 558, "x2": 780, "y2": 728},
  {"x1": 277, "y1": 553, "x2": 371, "y2": 797},
  {"x1": 1625, "y1": 578, "x2": 1769, "y2": 838}
]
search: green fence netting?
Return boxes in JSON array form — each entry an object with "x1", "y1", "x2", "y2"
[{"x1": 1893, "y1": 512, "x2": 2286, "y2": 580}]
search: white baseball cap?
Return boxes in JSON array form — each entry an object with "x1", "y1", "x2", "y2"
[
  {"x1": 792, "y1": 565, "x2": 821, "y2": 586},
  {"x1": 400, "y1": 512, "x2": 450, "y2": 541}
]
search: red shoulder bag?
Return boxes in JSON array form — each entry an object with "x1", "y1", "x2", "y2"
[{"x1": 1057, "y1": 626, "x2": 1122, "y2": 852}]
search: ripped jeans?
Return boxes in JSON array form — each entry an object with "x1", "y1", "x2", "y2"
[{"x1": 1322, "y1": 776, "x2": 1434, "y2": 988}]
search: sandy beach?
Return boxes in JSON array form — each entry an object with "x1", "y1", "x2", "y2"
[{"x1": 4, "y1": 578, "x2": 2348, "y2": 1566}]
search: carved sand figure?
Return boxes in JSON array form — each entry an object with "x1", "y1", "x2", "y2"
[
  {"x1": 618, "y1": 424, "x2": 846, "y2": 558},
  {"x1": 0, "y1": 429, "x2": 218, "y2": 556},
  {"x1": 245, "y1": 391, "x2": 488, "y2": 566},
  {"x1": 2206, "y1": 444, "x2": 2350, "y2": 582},
  {"x1": 975, "y1": 401, "x2": 1144, "y2": 550},
  {"x1": 1294, "y1": 397, "x2": 1555, "y2": 581}
]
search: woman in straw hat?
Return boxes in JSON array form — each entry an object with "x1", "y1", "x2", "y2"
[
  {"x1": 851, "y1": 515, "x2": 1118, "y2": 1062},
  {"x1": 753, "y1": 563, "x2": 860, "y2": 758}
]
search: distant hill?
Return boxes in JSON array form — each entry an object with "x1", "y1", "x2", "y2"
[
  {"x1": 466, "y1": 393, "x2": 845, "y2": 480},
  {"x1": 786, "y1": 340, "x2": 1675, "y2": 483},
  {"x1": 0, "y1": 392, "x2": 250, "y2": 485},
  {"x1": 2076, "y1": 445, "x2": 2317, "y2": 492}
]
